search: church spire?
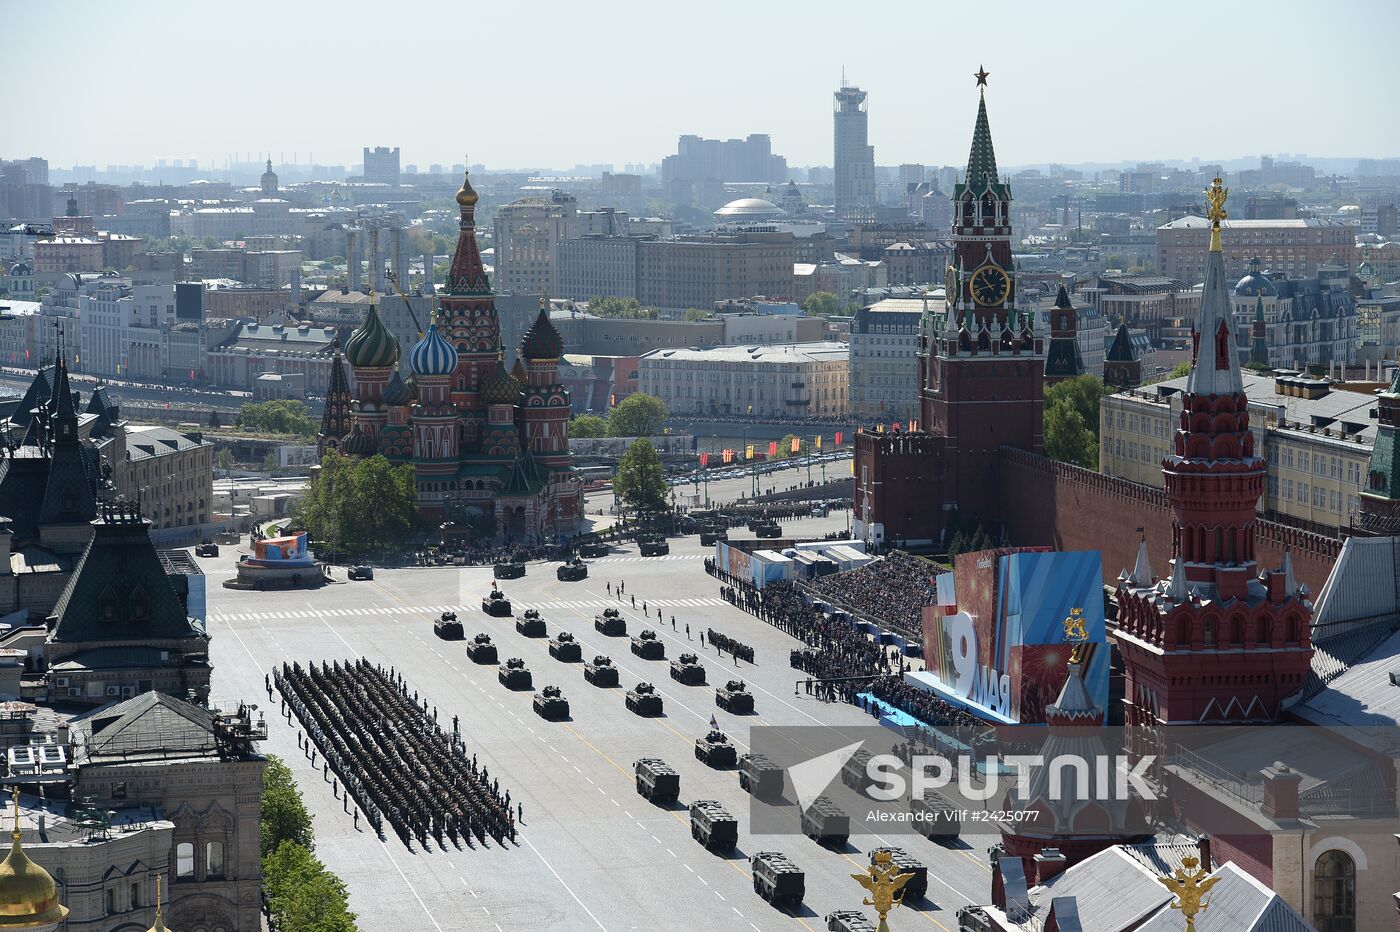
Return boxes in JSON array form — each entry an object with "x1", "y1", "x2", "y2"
[
  {"x1": 1185, "y1": 178, "x2": 1243, "y2": 397},
  {"x1": 965, "y1": 69, "x2": 1000, "y2": 191},
  {"x1": 445, "y1": 170, "x2": 490, "y2": 296}
]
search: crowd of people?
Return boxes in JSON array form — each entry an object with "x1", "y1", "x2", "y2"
[
  {"x1": 705, "y1": 628, "x2": 754, "y2": 664},
  {"x1": 868, "y1": 676, "x2": 990, "y2": 729},
  {"x1": 274, "y1": 659, "x2": 517, "y2": 851},
  {"x1": 809, "y1": 550, "x2": 938, "y2": 640}
]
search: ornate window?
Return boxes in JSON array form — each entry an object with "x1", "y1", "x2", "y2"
[
  {"x1": 176, "y1": 842, "x2": 195, "y2": 878},
  {"x1": 206, "y1": 840, "x2": 225, "y2": 878},
  {"x1": 1312, "y1": 850, "x2": 1355, "y2": 932}
]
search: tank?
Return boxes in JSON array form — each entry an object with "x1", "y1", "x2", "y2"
[
  {"x1": 699, "y1": 529, "x2": 728, "y2": 547},
  {"x1": 801, "y1": 796, "x2": 849, "y2": 847},
  {"x1": 625, "y1": 681, "x2": 664, "y2": 716},
  {"x1": 630, "y1": 628, "x2": 666, "y2": 660},
  {"x1": 751, "y1": 851, "x2": 805, "y2": 907},
  {"x1": 549, "y1": 630, "x2": 582, "y2": 662},
  {"x1": 688, "y1": 800, "x2": 737, "y2": 852},
  {"x1": 669, "y1": 652, "x2": 706, "y2": 685},
  {"x1": 910, "y1": 788, "x2": 960, "y2": 839},
  {"x1": 516, "y1": 608, "x2": 547, "y2": 637},
  {"x1": 556, "y1": 557, "x2": 588, "y2": 582},
  {"x1": 493, "y1": 561, "x2": 525, "y2": 580},
  {"x1": 533, "y1": 685, "x2": 569, "y2": 720},
  {"x1": 755, "y1": 522, "x2": 782, "y2": 539},
  {"x1": 825, "y1": 909, "x2": 878, "y2": 932},
  {"x1": 433, "y1": 611, "x2": 463, "y2": 640},
  {"x1": 715, "y1": 679, "x2": 755, "y2": 714},
  {"x1": 633, "y1": 757, "x2": 680, "y2": 804},
  {"x1": 694, "y1": 729, "x2": 737, "y2": 768},
  {"x1": 594, "y1": 607, "x2": 627, "y2": 637},
  {"x1": 580, "y1": 542, "x2": 610, "y2": 558},
  {"x1": 498, "y1": 657, "x2": 532, "y2": 690},
  {"x1": 638, "y1": 535, "x2": 669, "y2": 556},
  {"x1": 466, "y1": 633, "x2": 498, "y2": 664},
  {"x1": 481, "y1": 588, "x2": 512, "y2": 617},
  {"x1": 868, "y1": 847, "x2": 927, "y2": 902},
  {"x1": 738, "y1": 753, "x2": 784, "y2": 799},
  {"x1": 583, "y1": 655, "x2": 620, "y2": 687}
]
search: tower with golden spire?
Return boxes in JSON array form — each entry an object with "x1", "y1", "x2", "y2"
[{"x1": 0, "y1": 788, "x2": 68, "y2": 929}]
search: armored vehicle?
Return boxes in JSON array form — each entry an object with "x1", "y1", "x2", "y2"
[
  {"x1": 481, "y1": 588, "x2": 512, "y2": 617},
  {"x1": 910, "y1": 789, "x2": 960, "y2": 839},
  {"x1": 688, "y1": 800, "x2": 737, "y2": 853},
  {"x1": 466, "y1": 633, "x2": 498, "y2": 664},
  {"x1": 630, "y1": 628, "x2": 665, "y2": 660},
  {"x1": 669, "y1": 652, "x2": 706, "y2": 685},
  {"x1": 754, "y1": 522, "x2": 782, "y2": 539},
  {"x1": 594, "y1": 607, "x2": 626, "y2": 637},
  {"x1": 580, "y1": 541, "x2": 610, "y2": 559},
  {"x1": 498, "y1": 657, "x2": 532, "y2": 690},
  {"x1": 532, "y1": 685, "x2": 569, "y2": 720},
  {"x1": 493, "y1": 561, "x2": 525, "y2": 580},
  {"x1": 433, "y1": 611, "x2": 463, "y2": 640},
  {"x1": 715, "y1": 679, "x2": 755, "y2": 714},
  {"x1": 694, "y1": 729, "x2": 737, "y2": 768},
  {"x1": 840, "y1": 748, "x2": 876, "y2": 794},
  {"x1": 556, "y1": 557, "x2": 588, "y2": 582},
  {"x1": 633, "y1": 757, "x2": 680, "y2": 804},
  {"x1": 738, "y1": 753, "x2": 784, "y2": 799},
  {"x1": 516, "y1": 608, "x2": 547, "y2": 638},
  {"x1": 583, "y1": 655, "x2": 620, "y2": 687},
  {"x1": 699, "y1": 528, "x2": 729, "y2": 547},
  {"x1": 868, "y1": 847, "x2": 927, "y2": 902},
  {"x1": 638, "y1": 535, "x2": 669, "y2": 556},
  {"x1": 751, "y1": 851, "x2": 805, "y2": 908},
  {"x1": 801, "y1": 796, "x2": 850, "y2": 847},
  {"x1": 625, "y1": 681, "x2": 664, "y2": 716},
  {"x1": 548, "y1": 630, "x2": 582, "y2": 662},
  {"x1": 825, "y1": 909, "x2": 878, "y2": 931},
  {"x1": 195, "y1": 542, "x2": 219, "y2": 557}
]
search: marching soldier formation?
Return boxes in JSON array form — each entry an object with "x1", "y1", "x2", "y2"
[{"x1": 275, "y1": 659, "x2": 517, "y2": 850}]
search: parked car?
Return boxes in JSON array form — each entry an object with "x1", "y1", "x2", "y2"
[{"x1": 348, "y1": 566, "x2": 374, "y2": 580}]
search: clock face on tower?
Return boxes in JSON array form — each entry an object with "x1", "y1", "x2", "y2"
[{"x1": 970, "y1": 265, "x2": 1010, "y2": 307}]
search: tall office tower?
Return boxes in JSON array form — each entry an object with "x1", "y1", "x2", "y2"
[{"x1": 833, "y1": 83, "x2": 875, "y2": 221}]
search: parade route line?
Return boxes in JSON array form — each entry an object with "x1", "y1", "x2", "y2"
[{"x1": 522, "y1": 836, "x2": 608, "y2": 931}]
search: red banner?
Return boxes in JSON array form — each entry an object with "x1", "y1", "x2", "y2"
[
  {"x1": 835, "y1": 431, "x2": 843, "y2": 445},
  {"x1": 699, "y1": 452, "x2": 710, "y2": 467},
  {"x1": 722, "y1": 449, "x2": 734, "y2": 464},
  {"x1": 767, "y1": 441, "x2": 777, "y2": 456}
]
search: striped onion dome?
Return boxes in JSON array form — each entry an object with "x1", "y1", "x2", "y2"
[
  {"x1": 481, "y1": 357, "x2": 520, "y2": 405},
  {"x1": 344, "y1": 302, "x2": 400, "y2": 369},
  {"x1": 382, "y1": 370, "x2": 413, "y2": 406},
  {"x1": 409, "y1": 324, "x2": 456, "y2": 377},
  {"x1": 342, "y1": 424, "x2": 374, "y2": 455}
]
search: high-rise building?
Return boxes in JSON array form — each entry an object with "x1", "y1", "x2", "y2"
[
  {"x1": 492, "y1": 190, "x2": 578, "y2": 297},
  {"x1": 636, "y1": 231, "x2": 795, "y2": 310},
  {"x1": 833, "y1": 83, "x2": 875, "y2": 220},
  {"x1": 362, "y1": 146, "x2": 401, "y2": 186},
  {"x1": 1156, "y1": 216, "x2": 1357, "y2": 281},
  {"x1": 660, "y1": 134, "x2": 787, "y2": 187}
]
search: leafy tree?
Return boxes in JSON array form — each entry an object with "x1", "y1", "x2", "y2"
[
  {"x1": 776, "y1": 434, "x2": 802, "y2": 459},
  {"x1": 1147, "y1": 359, "x2": 1192, "y2": 384},
  {"x1": 214, "y1": 448, "x2": 234, "y2": 472},
  {"x1": 208, "y1": 410, "x2": 222, "y2": 430},
  {"x1": 1245, "y1": 360, "x2": 1272, "y2": 372},
  {"x1": 569, "y1": 414, "x2": 608, "y2": 438},
  {"x1": 263, "y1": 841, "x2": 358, "y2": 932},
  {"x1": 260, "y1": 757, "x2": 315, "y2": 857},
  {"x1": 606, "y1": 392, "x2": 667, "y2": 438},
  {"x1": 802, "y1": 291, "x2": 847, "y2": 317},
  {"x1": 1045, "y1": 376, "x2": 1107, "y2": 443},
  {"x1": 614, "y1": 439, "x2": 668, "y2": 515},
  {"x1": 264, "y1": 451, "x2": 280, "y2": 473},
  {"x1": 239, "y1": 399, "x2": 317, "y2": 437},
  {"x1": 683, "y1": 308, "x2": 710, "y2": 322},
  {"x1": 293, "y1": 452, "x2": 419, "y2": 555},
  {"x1": 588, "y1": 296, "x2": 658, "y2": 320},
  {"x1": 1044, "y1": 397, "x2": 1097, "y2": 467}
]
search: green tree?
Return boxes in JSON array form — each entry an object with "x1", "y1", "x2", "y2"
[
  {"x1": 214, "y1": 448, "x2": 234, "y2": 472},
  {"x1": 239, "y1": 399, "x2": 317, "y2": 437},
  {"x1": 802, "y1": 291, "x2": 846, "y2": 317},
  {"x1": 776, "y1": 434, "x2": 802, "y2": 458},
  {"x1": 1044, "y1": 397, "x2": 1097, "y2": 467},
  {"x1": 263, "y1": 841, "x2": 358, "y2": 932},
  {"x1": 606, "y1": 392, "x2": 667, "y2": 438},
  {"x1": 260, "y1": 757, "x2": 315, "y2": 857},
  {"x1": 1146, "y1": 359, "x2": 1192, "y2": 384},
  {"x1": 614, "y1": 439, "x2": 668, "y2": 515},
  {"x1": 683, "y1": 308, "x2": 710, "y2": 321},
  {"x1": 264, "y1": 451, "x2": 280, "y2": 473},
  {"x1": 293, "y1": 452, "x2": 419, "y2": 555},
  {"x1": 1046, "y1": 376, "x2": 1107, "y2": 442},
  {"x1": 569, "y1": 414, "x2": 608, "y2": 438},
  {"x1": 588, "y1": 296, "x2": 658, "y2": 320},
  {"x1": 208, "y1": 410, "x2": 222, "y2": 430}
]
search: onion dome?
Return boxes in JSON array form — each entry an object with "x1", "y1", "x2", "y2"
[
  {"x1": 344, "y1": 303, "x2": 400, "y2": 369},
  {"x1": 0, "y1": 790, "x2": 68, "y2": 926},
  {"x1": 456, "y1": 170, "x2": 479, "y2": 207},
  {"x1": 519, "y1": 307, "x2": 563, "y2": 360},
  {"x1": 409, "y1": 324, "x2": 456, "y2": 377},
  {"x1": 382, "y1": 370, "x2": 412, "y2": 406},
  {"x1": 481, "y1": 357, "x2": 520, "y2": 405},
  {"x1": 511, "y1": 358, "x2": 528, "y2": 384},
  {"x1": 342, "y1": 425, "x2": 373, "y2": 456},
  {"x1": 1234, "y1": 256, "x2": 1276, "y2": 297}
]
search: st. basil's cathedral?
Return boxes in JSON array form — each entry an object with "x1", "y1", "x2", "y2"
[{"x1": 325, "y1": 172, "x2": 581, "y2": 541}]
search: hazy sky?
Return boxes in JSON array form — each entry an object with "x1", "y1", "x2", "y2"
[{"x1": 9, "y1": 0, "x2": 1399, "y2": 171}]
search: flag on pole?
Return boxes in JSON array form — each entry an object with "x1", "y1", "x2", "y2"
[
  {"x1": 908, "y1": 420, "x2": 917, "y2": 433},
  {"x1": 722, "y1": 449, "x2": 734, "y2": 464},
  {"x1": 877, "y1": 423, "x2": 886, "y2": 433},
  {"x1": 790, "y1": 436, "x2": 801, "y2": 454},
  {"x1": 850, "y1": 459, "x2": 856, "y2": 475},
  {"x1": 815, "y1": 435, "x2": 822, "y2": 450},
  {"x1": 835, "y1": 431, "x2": 843, "y2": 445},
  {"x1": 709, "y1": 714, "x2": 719, "y2": 730},
  {"x1": 767, "y1": 441, "x2": 777, "y2": 456},
  {"x1": 699, "y1": 452, "x2": 710, "y2": 467},
  {"x1": 745, "y1": 445, "x2": 754, "y2": 461}
]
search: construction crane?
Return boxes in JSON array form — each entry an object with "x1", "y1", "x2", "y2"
[{"x1": 384, "y1": 269, "x2": 427, "y2": 340}]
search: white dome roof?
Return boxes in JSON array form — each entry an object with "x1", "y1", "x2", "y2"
[{"x1": 714, "y1": 197, "x2": 785, "y2": 218}]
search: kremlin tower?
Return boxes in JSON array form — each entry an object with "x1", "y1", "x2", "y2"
[{"x1": 1114, "y1": 179, "x2": 1313, "y2": 725}]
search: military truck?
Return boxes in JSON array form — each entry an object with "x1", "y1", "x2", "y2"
[
  {"x1": 738, "y1": 753, "x2": 784, "y2": 799},
  {"x1": 910, "y1": 789, "x2": 960, "y2": 839},
  {"x1": 694, "y1": 730, "x2": 737, "y2": 768},
  {"x1": 669, "y1": 652, "x2": 706, "y2": 685},
  {"x1": 533, "y1": 685, "x2": 569, "y2": 720},
  {"x1": 580, "y1": 541, "x2": 610, "y2": 559},
  {"x1": 466, "y1": 633, "x2": 498, "y2": 664},
  {"x1": 638, "y1": 534, "x2": 669, "y2": 556},
  {"x1": 556, "y1": 557, "x2": 588, "y2": 582},
  {"x1": 825, "y1": 909, "x2": 878, "y2": 931},
  {"x1": 498, "y1": 657, "x2": 532, "y2": 690},
  {"x1": 715, "y1": 679, "x2": 755, "y2": 714},
  {"x1": 481, "y1": 588, "x2": 512, "y2": 617},
  {"x1": 801, "y1": 796, "x2": 850, "y2": 847},
  {"x1": 754, "y1": 522, "x2": 782, "y2": 539},
  {"x1": 583, "y1": 655, "x2": 620, "y2": 687},
  {"x1": 492, "y1": 560, "x2": 525, "y2": 580},
  {"x1": 594, "y1": 607, "x2": 626, "y2": 637},
  {"x1": 433, "y1": 611, "x2": 463, "y2": 640},
  {"x1": 868, "y1": 847, "x2": 927, "y2": 902},
  {"x1": 751, "y1": 851, "x2": 805, "y2": 908},
  {"x1": 630, "y1": 628, "x2": 665, "y2": 660},
  {"x1": 840, "y1": 748, "x2": 876, "y2": 795},
  {"x1": 516, "y1": 608, "x2": 547, "y2": 638},
  {"x1": 549, "y1": 630, "x2": 582, "y2": 662},
  {"x1": 625, "y1": 681, "x2": 663, "y2": 716},
  {"x1": 688, "y1": 800, "x2": 737, "y2": 853},
  {"x1": 633, "y1": 757, "x2": 680, "y2": 804}
]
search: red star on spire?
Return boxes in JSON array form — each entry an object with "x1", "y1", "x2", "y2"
[{"x1": 974, "y1": 65, "x2": 990, "y2": 87}]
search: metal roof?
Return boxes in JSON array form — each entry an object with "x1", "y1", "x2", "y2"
[{"x1": 1135, "y1": 863, "x2": 1314, "y2": 932}]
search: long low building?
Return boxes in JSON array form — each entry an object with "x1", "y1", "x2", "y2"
[{"x1": 637, "y1": 341, "x2": 849, "y2": 418}]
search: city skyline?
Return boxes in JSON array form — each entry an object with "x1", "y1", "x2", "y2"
[{"x1": 9, "y1": 0, "x2": 1399, "y2": 172}]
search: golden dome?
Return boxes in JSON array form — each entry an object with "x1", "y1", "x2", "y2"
[
  {"x1": 146, "y1": 875, "x2": 170, "y2": 932},
  {"x1": 455, "y1": 170, "x2": 479, "y2": 207},
  {"x1": 0, "y1": 790, "x2": 68, "y2": 928}
]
